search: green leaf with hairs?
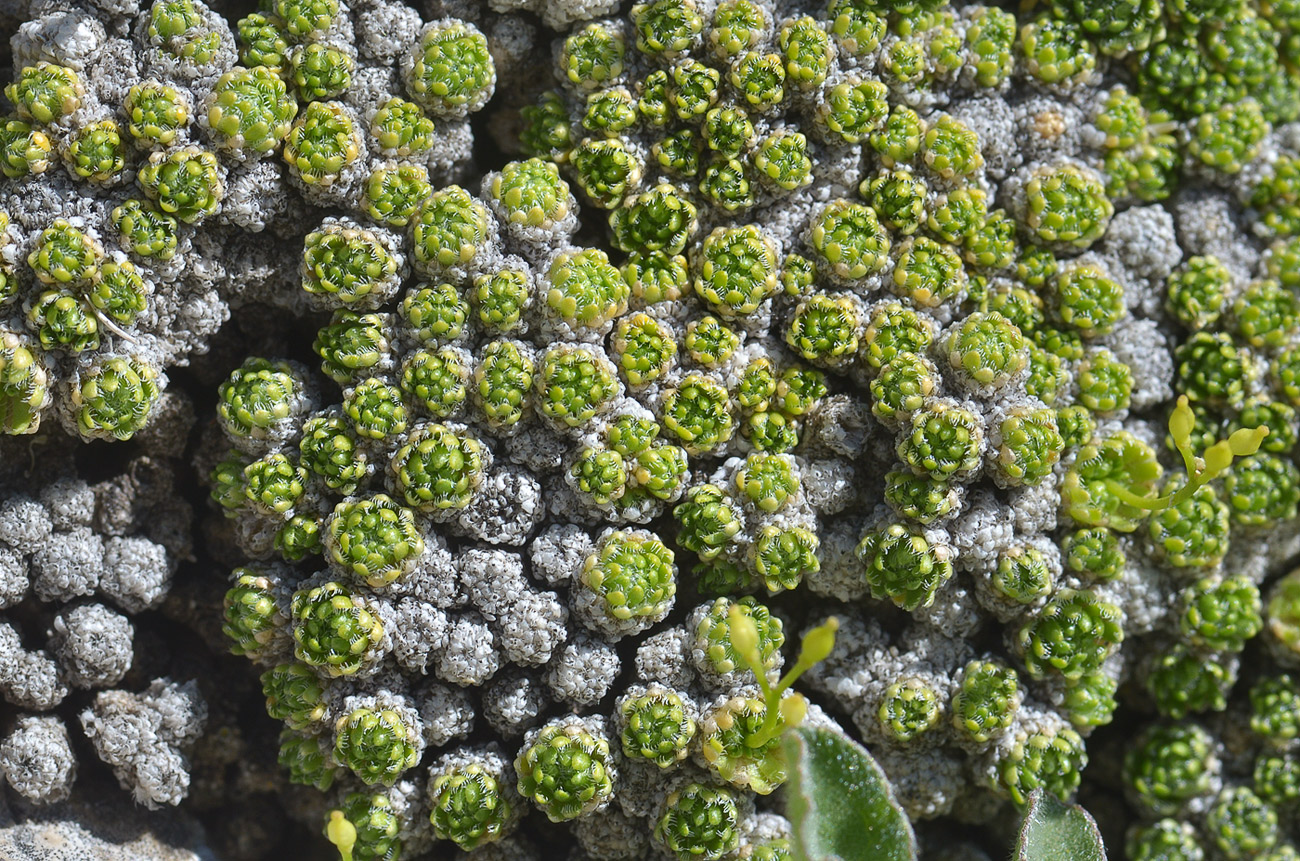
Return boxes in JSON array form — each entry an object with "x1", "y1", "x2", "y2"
[
  {"x1": 1015, "y1": 790, "x2": 1106, "y2": 861},
  {"x1": 783, "y1": 726, "x2": 916, "y2": 861}
]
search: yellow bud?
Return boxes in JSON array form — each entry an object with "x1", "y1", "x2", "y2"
[
  {"x1": 325, "y1": 810, "x2": 356, "y2": 861},
  {"x1": 1228, "y1": 425, "x2": 1268, "y2": 457},
  {"x1": 1202, "y1": 440, "x2": 1233, "y2": 477},
  {"x1": 779, "y1": 692, "x2": 807, "y2": 728},
  {"x1": 727, "y1": 603, "x2": 762, "y2": 669},
  {"x1": 797, "y1": 616, "x2": 839, "y2": 667},
  {"x1": 1168, "y1": 395, "x2": 1194, "y2": 452}
]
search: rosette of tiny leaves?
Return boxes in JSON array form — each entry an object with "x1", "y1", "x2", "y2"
[
  {"x1": 749, "y1": 129, "x2": 810, "y2": 194},
  {"x1": 405, "y1": 21, "x2": 494, "y2": 117},
  {"x1": 606, "y1": 415, "x2": 660, "y2": 457},
  {"x1": 111, "y1": 199, "x2": 178, "y2": 261},
  {"x1": 546, "y1": 248, "x2": 629, "y2": 332},
  {"x1": 515, "y1": 722, "x2": 614, "y2": 822},
  {"x1": 137, "y1": 147, "x2": 223, "y2": 224},
  {"x1": 1051, "y1": 263, "x2": 1126, "y2": 337},
  {"x1": 1126, "y1": 819, "x2": 1204, "y2": 861},
  {"x1": 1232, "y1": 398, "x2": 1299, "y2": 454},
  {"x1": 570, "y1": 447, "x2": 627, "y2": 506},
  {"x1": 1179, "y1": 575, "x2": 1262, "y2": 653},
  {"x1": 389, "y1": 422, "x2": 485, "y2": 513},
  {"x1": 87, "y1": 261, "x2": 148, "y2": 327},
  {"x1": 661, "y1": 373, "x2": 734, "y2": 454},
  {"x1": 1075, "y1": 348, "x2": 1133, "y2": 414},
  {"x1": 856, "y1": 522, "x2": 955, "y2": 611},
  {"x1": 1166, "y1": 254, "x2": 1232, "y2": 330},
  {"x1": 1234, "y1": 279, "x2": 1300, "y2": 350},
  {"x1": 489, "y1": 159, "x2": 571, "y2": 233},
  {"x1": 6, "y1": 63, "x2": 81, "y2": 125},
  {"x1": 785, "y1": 293, "x2": 860, "y2": 367},
  {"x1": 991, "y1": 543, "x2": 1055, "y2": 606},
  {"x1": 862, "y1": 302, "x2": 935, "y2": 371},
  {"x1": 897, "y1": 401, "x2": 983, "y2": 481},
  {"x1": 401, "y1": 282, "x2": 468, "y2": 345},
  {"x1": 781, "y1": 253, "x2": 815, "y2": 298},
  {"x1": 863, "y1": 169, "x2": 927, "y2": 236},
  {"x1": 611, "y1": 313, "x2": 675, "y2": 387},
  {"x1": 684, "y1": 316, "x2": 738, "y2": 368},
  {"x1": 1060, "y1": 669, "x2": 1118, "y2": 728},
  {"x1": 623, "y1": 251, "x2": 690, "y2": 306},
  {"x1": 610, "y1": 184, "x2": 697, "y2": 255},
  {"x1": 707, "y1": 2, "x2": 766, "y2": 60},
  {"x1": 299, "y1": 414, "x2": 367, "y2": 494},
  {"x1": 277, "y1": 513, "x2": 323, "y2": 562},
  {"x1": 1022, "y1": 163, "x2": 1114, "y2": 248},
  {"x1": 818, "y1": 77, "x2": 888, "y2": 145},
  {"x1": 366, "y1": 99, "x2": 434, "y2": 158},
  {"x1": 1189, "y1": 100, "x2": 1269, "y2": 173},
  {"x1": 218, "y1": 359, "x2": 305, "y2": 443},
  {"x1": 1225, "y1": 452, "x2": 1300, "y2": 525},
  {"x1": 619, "y1": 687, "x2": 695, "y2": 768},
  {"x1": 27, "y1": 292, "x2": 98, "y2": 354},
  {"x1": 326, "y1": 494, "x2": 424, "y2": 588},
  {"x1": 1062, "y1": 429, "x2": 1164, "y2": 532},
  {"x1": 651, "y1": 129, "x2": 701, "y2": 178},
  {"x1": 28, "y1": 219, "x2": 101, "y2": 288},
  {"x1": 1268, "y1": 570, "x2": 1300, "y2": 660},
  {"x1": 699, "y1": 106, "x2": 751, "y2": 158},
  {"x1": 809, "y1": 200, "x2": 890, "y2": 283},
  {"x1": 1124, "y1": 722, "x2": 1219, "y2": 817},
  {"x1": 1061, "y1": 527, "x2": 1125, "y2": 581},
  {"x1": 884, "y1": 470, "x2": 959, "y2": 525},
  {"x1": 428, "y1": 760, "x2": 514, "y2": 851},
  {"x1": 290, "y1": 44, "x2": 353, "y2": 102},
  {"x1": 774, "y1": 365, "x2": 827, "y2": 417},
  {"x1": 674, "y1": 483, "x2": 741, "y2": 560},
  {"x1": 0, "y1": 119, "x2": 53, "y2": 179},
  {"x1": 825, "y1": 0, "x2": 884, "y2": 58},
  {"x1": 700, "y1": 696, "x2": 786, "y2": 793},
  {"x1": 1251, "y1": 156, "x2": 1300, "y2": 237},
  {"x1": 1253, "y1": 754, "x2": 1300, "y2": 807},
  {"x1": 571, "y1": 137, "x2": 643, "y2": 208},
  {"x1": 580, "y1": 530, "x2": 676, "y2": 627},
  {"x1": 946, "y1": 311, "x2": 1028, "y2": 388},
  {"x1": 362, "y1": 164, "x2": 431, "y2": 228},
  {"x1": 951, "y1": 660, "x2": 1019, "y2": 744},
  {"x1": 638, "y1": 71, "x2": 671, "y2": 126},
  {"x1": 1019, "y1": 15, "x2": 1097, "y2": 86},
  {"x1": 399, "y1": 349, "x2": 467, "y2": 419},
  {"x1": 779, "y1": 16, "x2": 833, "y2": 90},
  {"x1": 222, "y1": 567, "x2": 281, "y2": 657},
  {"x1": 283, "y1": 101, "x2": 360, "y2": 186},
  {"x1": 632, "y1": 443, "x2": 688, "y2": 501},
  {"x1": 696, "y1": 595, "x2": 783, "y2": 677},
  {"x1": 471, "y1": 269, "x2": 530, "y2": 334},
  {"x1": 269, "y1": 0, "x2": 336, "y2": 39},
  {"x1": 1025, "y1": 344, "x2": 1068, "y2": 406},
  {"x1": 1146, "y1": 642, "x2": 1236, "y2": 719},
  {"x1": 870, "y1": 104, "x2": 924, "y2": 167},
  {"x1": 343, "y1": 377, "x2": 407, "y2": 441},
  {"x1": 698, "y1": 156, "x2": 754, "y2": 212},
  {"x1": 207, "y1": 66, "x2": 297, "y2": 155},
  {"x1": 922, "y1": 114, "x2": 984, "y2": 180},
  {"x1": 279, "y1": 729, "x2": 339, "y2": 792},
  {"x1": 891, "y1": 236, "x2": 966, "y2": 308},
  {"x1": 1018, "y1": 589, "x2": 1123, "y2": 680},
  {"x1": 560, "y1": 22, "x2": 625, "y2": 91},
  {"x1": 735, "y1": 356, "x2": 776, "y2": 413},
  {"x1": 312, "y1": 312, "x2": 389, "y2": 384},
  {"x1": 877, "y1": 677, "x2": 942, "y2": 743},
  {"x1": 964, "y1": 209, "x2": 1018, "y2": 271},
  {"x1": 209, "y1": 452, "x2": 250, "y2": 516},
  {"x1": 999, "y1": 723, "x2": 1088, "y2": 806},
  {"x1": 881, "y1": 38, "x2": 925, "y2": 88},
  {"x1": 335, "y1": 792, "x2": 401, "y2": 861},
  {"x1": 412, "y1": 186, "x2": 491, "y2": 271},
  {"x1": 124, "y1": 81, "x2": 188, "y2": 148},
  {"x1": 1205, "y1": 787, "x2": 1279, "y2": 860},
  {"x1": 693, "y1": 225, "x2": 778, "y2": 319},
  {"x1": 538, "y1": 345, "x2": 618, "y2": 429},
  {"x1": 744, "y1": 411, "x2": 797, "y2": 453},
  {"x1": 0, "y1": 334, "x2": 48, "y2": 434},
  {"x1": 927, "y1": 186, "x2": 988, "y2": 245},
  {"x1": 655, "y1": 783, "x2": 740, "y2": 861},
  {"x1": 963, "y1": 6, "x2": 1016, "y2": 86},
  {"x1": 474, "y1": 340, "x2": 533, "y2": 427},
  {"x1": 1148, "y1": 481, "x2": 1231, "y2": 568},
  {"x1": 63, "y1": 120, "x2": 125, "y2": 183},
  {"x1": 632, "y1": 0, "x2": 704, "y2": 59},
  {"x1": 242, "y1": 453, "x2": 306, "y2": 517},
  {"x1": 236, "y1": 13, "x2": 287, "y2": 71},
  {"x1": 733, "y1": 453, "x2": 797, "y2": 514},
  {"x1": 334, "y1": 707, "x2": 421, "y2": 785},
  {"x1": 1265, "y1": 236, "x2": 1300, "y2": 290},
  {"x1": 994, "y1": 407, "x2": 1063, "y2": 488},
  {"x1": 262, "y1": 663, "x2": 328, "y2": 731},
  {"x1": 1250, "y1": 675, "x2": 1300, "y2": 742},
  {"x1": 290, "y1": 580, "x2": 385, "y2": 676},
  {"x1": 750, "y1": 525, "x2": 818, "y2": 594}
]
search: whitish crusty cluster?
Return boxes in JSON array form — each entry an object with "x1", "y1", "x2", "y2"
[
  {"x1": 0, "y1": 0, "x2": 500, "y2": 443},
  {"x1": 0, "y1": 442, "x2": 203, "y2": 809}
]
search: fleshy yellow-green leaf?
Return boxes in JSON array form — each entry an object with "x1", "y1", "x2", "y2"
[
  {"x1": 1015, "y1": 790, "x2": 1105, "y2": 861},
  {"x1": 782, "y1": 726, "x2": 917, "y2": 861}
]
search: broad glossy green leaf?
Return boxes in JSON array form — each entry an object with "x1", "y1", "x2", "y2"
[
  {"x1": 783, "y1": 726, "x2": 917, "y2": 861},
  {"x1": 1015, "y1": 790, "x2": 1106, "y2": 861}
]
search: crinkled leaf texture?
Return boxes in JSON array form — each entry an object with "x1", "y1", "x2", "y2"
[
  {"x1": 782, "y1": 726, "x2": 917, "y2": 861},
  {"x1": 1015, "y1": 790, "x2": 1106, "y2": 861}
]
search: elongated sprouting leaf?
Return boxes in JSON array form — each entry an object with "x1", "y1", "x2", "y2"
[
  {"x1": 1015, "y1": 790, "x2": 1106, "y2": 861},
  {"x1": 782, "y1": 726, "x2": 917, "y2": 861}
]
